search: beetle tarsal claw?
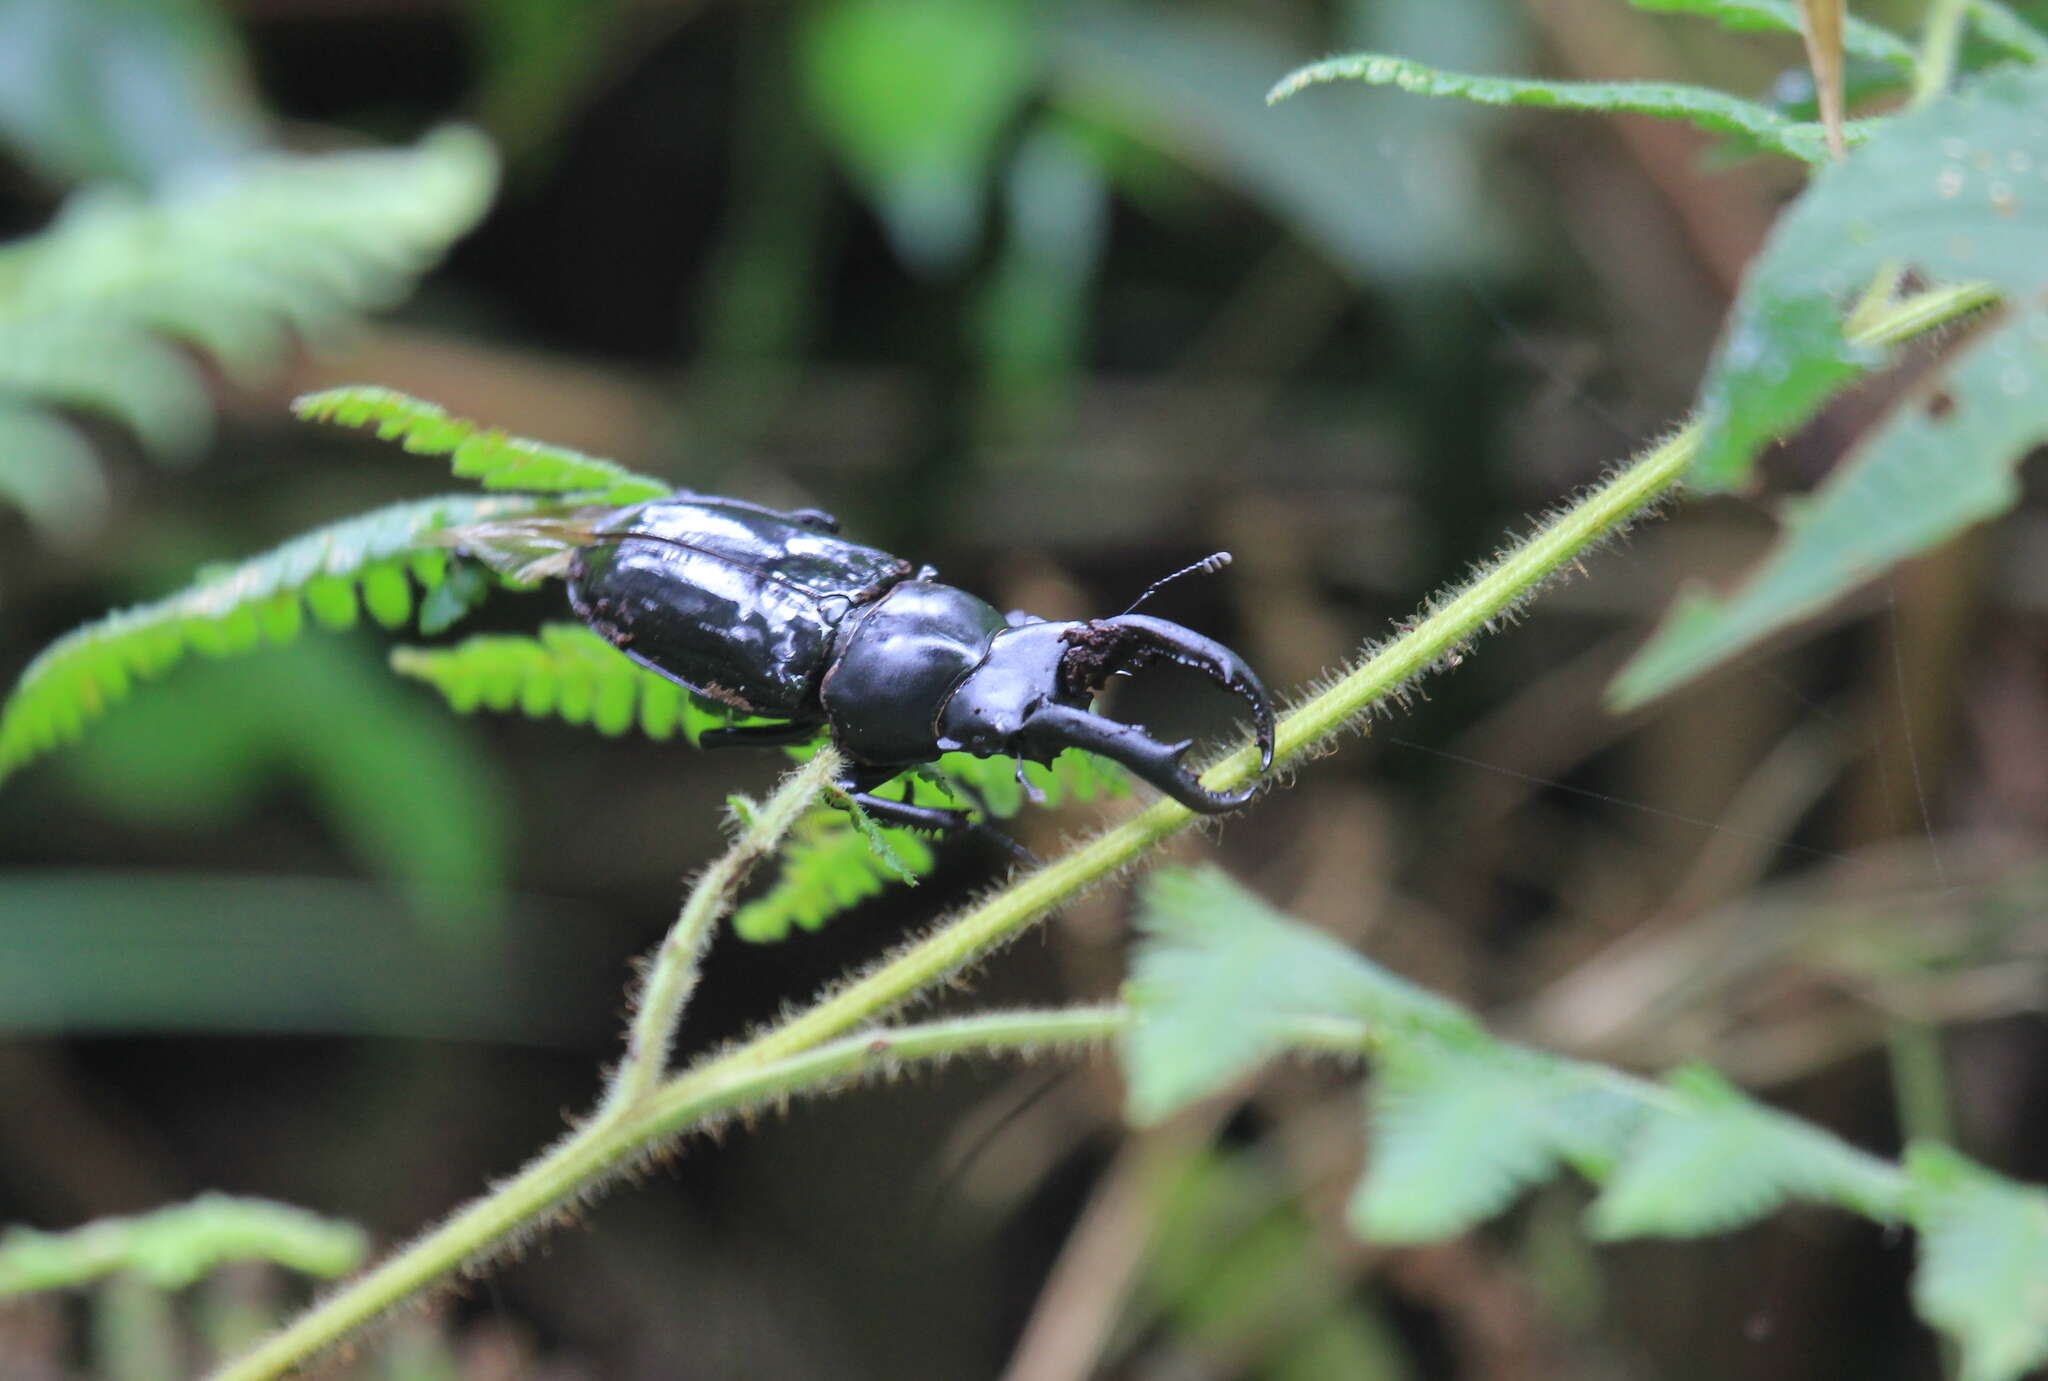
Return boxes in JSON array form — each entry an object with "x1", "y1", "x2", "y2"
[
  {"x1": 1018, "y1": 704, "x2": 1258, "y2": 814},
  {"x1": 1060, "y1": 615, "x2": 1276, "y2": 774}
]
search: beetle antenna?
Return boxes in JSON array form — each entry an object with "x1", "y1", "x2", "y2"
[{"x1": 1119, "y1": 552, "x2": 1232, "y2": 616}]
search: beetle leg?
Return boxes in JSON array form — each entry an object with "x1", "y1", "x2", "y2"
[
  {"x1": 836, "y1": 765, "x2": 974, "y2": 833},
  {"x1": 699, "y1": 721, "x2": 824, "y2": 749},
  {"x1": 1060, "y1": 615, "x2": 1276, "y2": 772},
  {"x1": 1015, "y1": 703, "x2": 1257, "y2": 814}
]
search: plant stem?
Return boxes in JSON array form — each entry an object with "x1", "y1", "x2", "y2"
[
  {"x1": 604, "y1": 748, "x2": 843, "y2": 1112},
  {"x1": 212, "y1": 280, "x2": 1996, "y2": 1381},
  {"x1": 1914, "y1": 0, "x2": 1971, "y2": 107}
]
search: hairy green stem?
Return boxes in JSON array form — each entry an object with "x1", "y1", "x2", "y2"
[
  {"x1": 209, "y1": 756, "x2": 838, "y2": 1381},
  {"x1": 604, "y1": 749, "x2": 843, "y2": 1112},
  {"x1": 214, "y1": 281, "x2": 1995, "y2": 1380}
]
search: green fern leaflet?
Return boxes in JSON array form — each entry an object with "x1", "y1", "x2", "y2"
[
  {"x1": 0, "y1": 128, "x2": 498, "y2": 539},
  {"x1": 0, "y1": 494, "x2": 537, "y2": 785},
  {"x1": 295, "y1": 386, "x2": 671, "y2": 504},
  {"x1": 390, "y1": 623, "x2": 734, "y2": 743}
]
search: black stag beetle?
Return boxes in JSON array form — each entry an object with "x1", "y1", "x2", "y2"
[{"x1": 558, "y1": 494, "x2": 1275, "y2": 833}]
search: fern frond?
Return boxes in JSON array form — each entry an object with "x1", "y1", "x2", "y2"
[
  {"x1": 0, "y1": 494, "x2": 534, "y2": 784},
  {"x1": 0, "y1": 126, "x2": 497, "y2": 537},
  {"x1": 929, "y1": 746, "x2": 1128, "y2": 818},
  {"x1": 295, "y1": 386, "x2": 670, "y2": 504},
  {"x1": 733, "y1": 811, "x2": 937, "y2": 942},
  {"x1": 732, "y1": 752, "x2": 1126, "y2": 941},
  {"x1": 388, "y1": 624, "x2": 734, "y2": 741}
]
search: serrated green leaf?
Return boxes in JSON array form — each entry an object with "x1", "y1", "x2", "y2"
[
  {"x1": 1907, "y1": 1143, "x2": 2048, "y2": 1381},
  {"x1": 1611, "y1": 65, "x2": 2048, "y2": 707},
  {"x1": 1624, "y1": 0, "x2": 1918, "y2": 70},
  {"x1": 1269, "y1": 52, "x2": 1867, "y2": 165},
  {"x1": 0, "y1": 494, "x2": 531, "y2": 785},
  {"x1": 1121, "y1": 865, "x2": 1468, "y2": 1124},
  {"x1": 1688, "y1": 66, "x2": 2048, "y2": 492},
  {"x1": 293, "y1": 385, "x2": 669, "y2": 503},
  {"x1": 1351, "y1": 1041, "x2": 1639, "y2": 1243},
  {"x1": 1614, "y1": 309, "x2": 2048, "y2": 705},
  {"x1": 1589, "y1": 1066, "x2": 1901, "y2": 1238}
]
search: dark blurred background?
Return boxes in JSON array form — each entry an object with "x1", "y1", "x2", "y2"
[{"x1": 2, "y1": 0, "x2": 2045, "y2": 1377}]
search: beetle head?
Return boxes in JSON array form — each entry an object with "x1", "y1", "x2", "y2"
[{"x1": 938, "y1": 614, "x2": 1274, "y2": 814}]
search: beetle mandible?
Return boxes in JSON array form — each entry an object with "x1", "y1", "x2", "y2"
[{"x1": 562, "y1": 494, "x2": 1275, "y2": 832}]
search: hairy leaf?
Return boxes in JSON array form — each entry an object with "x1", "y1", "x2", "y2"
[
  {"x1": 1121, "y1": 865, "x2": 1468, "y2": 1124},
  {"x1": 1613, "y1": 66, "x2": 2048, "y2": 705},
  {"x1": 0, "y1": 494, "x2": 532, "y2": 784},
  {"x1": 0, "y1": 1194, "x2": 365, "y2": 1296},
  {"x1": 0, "y1": 126, "x2": 497, "y2": 536},
  {"x1": 295, "y1": 386, "x2": 669, "y2": 504},
  {"x1": 1909, "y1": 1144, "x2": 2048, "y2": 1381},
  {"x1": 1625, "y1": 0, "x2": 1917, "y2": 69},
  {"x1": 1352, "y1": 1040, "x2": 1638, "y2": 1242},
  {"x1": 1269, "y1": 53, "x2": 1867, "y2": 165},
  {"x1": 1589, "y1": 1066, "x2": 1901, "y2": 1237}
]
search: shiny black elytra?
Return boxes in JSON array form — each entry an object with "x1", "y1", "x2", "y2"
[{"x1": 564, "y1": 495, "x2": 1275, "y2": 833}]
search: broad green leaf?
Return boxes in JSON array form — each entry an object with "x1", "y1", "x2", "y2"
[
  {"x1": 1121, "y1": 865, "x2": 1467, "y2": 1123},
  {"x1": 1612, "y1": 65, "x2": 2048, "y2": 706},
  {"x1": 1614, "y1": 308, "x2": 2048, "y2": 705},
  {"x1": 1687, "y1": 66, "x2": 2048, "y2": 492},
  {"x1": 1589, "y1": 1066, "x2": 1901, "y2": 1237},
  {"x1": 1351, "y1": 1040, "x2": 1638, "y2": 1242},
  {"x1": 0, "y1": 1195, "x2": 364, "y2": 1295},
  {"x1": 1908, "y1": 1144, "x2": 2048, "y2": 1381},
  {"x1": 800, "y1": 0, "x2": 1039, "y2": 271},
  {"x1": 294, "y1": 386, "x2": 669, "y2": 503},
  {"x1": 1269, "y1": 53, "x2": 1867, "y2": 165},
  {"x1": 1626, "y1": 0, "x2": 1918, "y2": 70}
]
